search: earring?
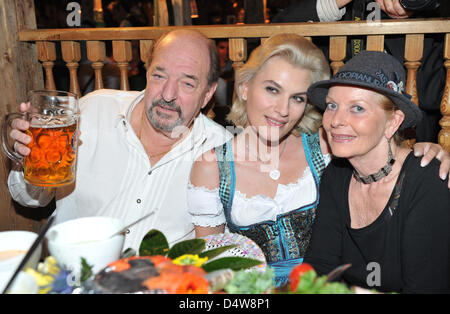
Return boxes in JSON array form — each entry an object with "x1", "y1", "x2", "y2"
[{"x1": 387, "y1": 137, "x2": 394, "y2": 160}]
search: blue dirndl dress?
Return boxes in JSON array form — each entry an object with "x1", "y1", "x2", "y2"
[{"x1": 215, "y1": 132, "x2": 327, "y2": 287}]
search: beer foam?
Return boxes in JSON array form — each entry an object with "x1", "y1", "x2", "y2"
[{"x1": 30, "y1": 115, "x2": 77, "y2": 128}]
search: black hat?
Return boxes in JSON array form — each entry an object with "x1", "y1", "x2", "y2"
[{"x1": 307, "y1": 50, "x2": 423, "y2": 130}]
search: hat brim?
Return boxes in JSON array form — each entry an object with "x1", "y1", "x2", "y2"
[{"x1": 307, "y1": 78, "x2": 423, "y2": 130}]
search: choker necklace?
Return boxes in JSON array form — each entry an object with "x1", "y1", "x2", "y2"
[
  {"x1": 353, "y1": 139, "x2": 396, "y2": 184},
  {"x1": 245, "y1": 139, "x2": 288, "y2": 181}
]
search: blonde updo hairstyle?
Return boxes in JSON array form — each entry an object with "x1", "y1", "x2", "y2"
[{"x1": 227, "y1": 33, "x2": 330, "y2": 135}]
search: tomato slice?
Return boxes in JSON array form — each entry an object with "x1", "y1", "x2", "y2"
[{"x1": 289, "y1": 263, "x2": 314, "y2": 292}]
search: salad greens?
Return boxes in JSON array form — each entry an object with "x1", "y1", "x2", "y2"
[
  {"x1": 137, "y1": 229, "x2": 262, "y2": 273},
  {"x1": 294, "y1": 270, "x2": 353, "y2": 294},
  {"x1": 224, "y1": 268, "x2": 275, "y2": 294}
]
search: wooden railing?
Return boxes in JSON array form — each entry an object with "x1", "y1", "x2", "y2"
[{"x1": 18, "y1": 18, "x2": 450, "y2": 150}]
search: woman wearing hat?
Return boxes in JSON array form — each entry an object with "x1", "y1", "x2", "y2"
[
  {"x1": 188, "y1": 35, "x2": 450, "y2": 287},
  {"x1": 305, "y1": 50, "x2": 449, "y2": 293}
]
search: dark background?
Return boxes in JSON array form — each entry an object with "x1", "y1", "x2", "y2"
[{"x1": 34, "y1": 0, "x2": 300, "y2": 29}]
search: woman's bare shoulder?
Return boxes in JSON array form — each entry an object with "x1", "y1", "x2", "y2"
[{"x1": 190, "y1": 148, "x2": 220, "y2": 189}]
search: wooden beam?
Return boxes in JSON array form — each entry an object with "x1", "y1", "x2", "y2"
[
  {"x1": 0, "y1": 0, "x2": 47, "y2": 233},
  {"x1": 18, "y1": 19, "x2": 450, "y2": 42}
]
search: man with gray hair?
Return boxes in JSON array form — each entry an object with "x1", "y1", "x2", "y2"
[{"x1": 8, "y1": 29, "x2": 232, "y2": 250}]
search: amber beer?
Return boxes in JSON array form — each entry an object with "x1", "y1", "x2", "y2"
[
  {"x1": 2, "y1": 90, "x2": 79, "y2": 187},
  {"x1": 23, "y1": 121, "x2": 78, "y2": 186}
]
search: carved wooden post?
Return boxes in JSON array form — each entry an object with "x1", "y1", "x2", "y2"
[
  {"x1": 222, "y1": 38, "x2": 247, "y2": 119},
  {"x1": 366, "y1": 35, "x2": 384, "y2": 52},
  {"x1": 402, "y1": 34, "x2": 424, "y2": 147},
  {"x1": 329, "y1": 36, "x2": 347, "y2": 75},
  {"x1": 229, "y1": 38, "x2": 247, "y2": 71},
  {"x1": 61, "y1": 41, "x2": 81, "y2": 97},
  {"x1": 36, "y1": 41, "x2": 56, "y2": 90},
  {"x1": 86, "y1": 41, "x2": 106, "y2": 90},
  {"x1": 404, "y1": 34, "x2": 424, "y2": 106},
  {"x1": 439, "y1": 34, "x2": 450, "y2": 152},
  {"x1": 113, "y1": 40, "x2": 132, "y2": 91},
  {"x1": 139, "y1": 39, "x2": 154, "y2": 69}
]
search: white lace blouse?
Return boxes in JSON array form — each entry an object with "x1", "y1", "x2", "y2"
[{"x1": 187, "y1": 154, "x2": 331, "y2": 227}]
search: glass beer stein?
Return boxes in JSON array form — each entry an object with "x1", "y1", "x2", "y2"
[{"x1": 2, "y1": 90, "x2": 79, "y2": 187}]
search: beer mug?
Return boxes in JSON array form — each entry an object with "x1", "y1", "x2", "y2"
[{"x1": 2, "y1": 90, "x2": 79, "y2": 187}]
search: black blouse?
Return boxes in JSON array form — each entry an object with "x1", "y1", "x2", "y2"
[{"x1": 304, "y1": 152, "x2": 450, "y2": 293}]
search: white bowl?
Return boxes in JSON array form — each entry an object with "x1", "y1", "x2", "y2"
[
  {"x1": 0, "y1": 231, "x2": 41, "y2": 278},
  {"x1": 0, "y1": 271, "x2": 38, "y2": 294},
  {"x1": 46, "y1": 216, "x2": 125, "y2": 277}
]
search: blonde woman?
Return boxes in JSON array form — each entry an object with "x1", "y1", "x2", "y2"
[{"x1": 187, "y1": 34, "x2": 450, "y2": 286}]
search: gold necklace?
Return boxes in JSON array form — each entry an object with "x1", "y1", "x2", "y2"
[
  {"x1": 138, "y1": 110, "x2": 171, "y2": 158},
  {"x1": 245, "y1": 139, "x2": 288, "y2": 181}
]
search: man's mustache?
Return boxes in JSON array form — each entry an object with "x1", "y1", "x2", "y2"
[{"x1": 151, "y1": 99, "x2": 182, "y2": 115}]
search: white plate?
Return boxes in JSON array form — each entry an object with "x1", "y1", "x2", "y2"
[
  {"x1": 0, "y1": 231, "x2": 41, "y2": 274},
  {"x1": 201, "y1": 233, "x2": 266, "y2": 271},
  {"x1": 0, "y1": 271, "x2": 38, "y2": 294}
]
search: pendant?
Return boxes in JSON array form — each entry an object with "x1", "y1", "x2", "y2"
[{"x1": 269, "y1": 169, "x2": 280, "y2": 181}]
